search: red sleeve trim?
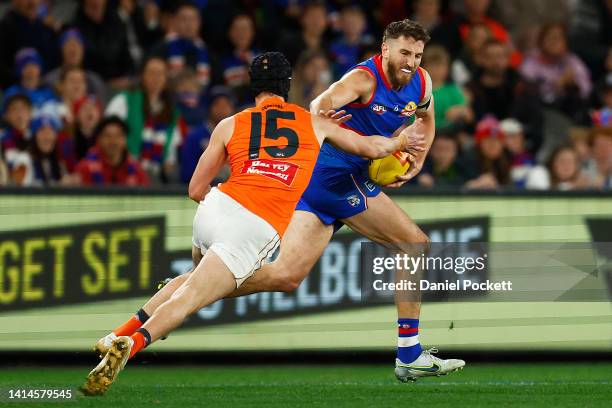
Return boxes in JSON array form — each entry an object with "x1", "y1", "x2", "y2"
[
  {"x1": 417, "y1": 67, "x2": 426, "y2": 105},
  {"x1": 347, "y1": 66, "x2": 377, "y2": 108}
]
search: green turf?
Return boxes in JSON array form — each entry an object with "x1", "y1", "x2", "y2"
[{"x1": 1, "y1": 363, "x2": 611, "y2": 407}]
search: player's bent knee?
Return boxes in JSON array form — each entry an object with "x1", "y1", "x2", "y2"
[{"x1": 274, "y1": 272, "x2": 304, "y2": 293}]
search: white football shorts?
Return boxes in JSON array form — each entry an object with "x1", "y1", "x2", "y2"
[{"x1": 192, "y1": 187, "x2": 280, "y2": 287}]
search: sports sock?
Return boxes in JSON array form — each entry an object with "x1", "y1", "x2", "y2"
[
  {"x1": 112, "y1": 309, "x2": 150, "y2": 337},
  {"x1": 129, "y1": 328, "x2": 152, "y2": 359},
  {"x1": 397, "y1": 318, "x2": 422, "y2": 364}
]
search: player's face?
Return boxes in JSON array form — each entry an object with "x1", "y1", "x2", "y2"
[{"x1": 382, "y1": 36, "x2": 425, "y2": 88}]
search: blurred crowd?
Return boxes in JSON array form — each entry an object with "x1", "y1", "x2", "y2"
[{"x1": 0, "y1": 0, "x2": 610, "y2": 191}]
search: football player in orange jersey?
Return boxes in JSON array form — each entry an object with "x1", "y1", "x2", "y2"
[{"x1": 82, "y1": 52, "x2": 426, "y2": 396}]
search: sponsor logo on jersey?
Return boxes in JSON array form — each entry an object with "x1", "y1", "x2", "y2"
[
  {"x1": 347, "y1": 194, "x2": 361, "y2": 207},
  {"x1": 241, "y1": 159, "x2": 299, "y2": 186},
  {"x1": 400, "y1": 101, "x2": 417, "y2": 117},
  {"x1": 371, "y1": 104, "x2": 387, "y2": 115}
]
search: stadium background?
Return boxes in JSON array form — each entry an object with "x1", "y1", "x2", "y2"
[{"x1": 0, "y1": 0, "x2": 610, "y2": 406}]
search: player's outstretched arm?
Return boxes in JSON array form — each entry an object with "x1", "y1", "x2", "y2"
[
  {"x1": 310, "y1": 68, "x2": 375, "y2": 114},
  {"x1": 188, "y1": 117, "x2": 233, "y2": 202},
  {"x1": 311, "y1": 114, "x2": 426, "y2": 159}
]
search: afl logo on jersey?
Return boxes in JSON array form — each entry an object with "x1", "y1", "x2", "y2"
[
  {"x1": 400, "y1": 101, "x2": 417, "y2": 117},
  {"x1": 371, "y1": 104, "x2": 387, "y2": 115}
]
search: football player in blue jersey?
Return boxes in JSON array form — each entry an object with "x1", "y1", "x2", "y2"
[{"x1": 233, "y1": 18, "x2": 464, "y2": 380}]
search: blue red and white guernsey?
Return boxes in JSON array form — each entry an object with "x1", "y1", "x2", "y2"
[{"x1": 296, "y1": 54, "x2": 432, "y2": 226}]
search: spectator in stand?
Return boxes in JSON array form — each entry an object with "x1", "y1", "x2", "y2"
[
  {"x1": 330, "y1": 5, "x2": 373, "y2": 79},
  {"x1": 499, "y1": 118, "x2": 535, "y2": 188},
  {"x1": 25, "y1": 116, "x2": 78, "y2": 186},
  {"x1": 277, "y1": 1, "x2": 330, "y2": 65},
  {"x1": 155, "y1": 1, "x2": 211, "y2": 88},
  {"x1": 583, "y1": 126, "x2": 612, "y2": 189},
  {"x1": 422, "y1": 45, "x2": 473, "y2": 130},
  {"x1": 0, "y1": 93, "x2": 33, "y2": 182},
  {"x1": 76, "y1": 116, "x2": 148, "y2": 186},
  {"x1": 593, "y1": 71, "x2": 612, "y2": 120},
  {"x1": 180, "y1": 86, "x2": 235, "y2": 183},
  {"x1": 452, "y1": 0, "x2": 521, "y2": 68},
  {"x1": 412, "y1": 0, "x2": 462, "y2": 59},
  {"x1": 288, "y1": 50, "x2": 333, "y2": 109},
  {"x1": 105, "y1": 57, "x2": 184, "y2": 183},
  {"x1": 117, "y1": 0, "x2": 165, "y2": 67},
  {"x1": 451, "y1": 23, "x2": 491, "y2": 86},
  {"x1": 71, "y1": 96, "x2": 102, "y2": 161},
  {"x1": 4, "y1": 48, "x2": 57, "y2": 120},
  {"x1": 0, "y1": 147, "x2": 7, "y2": 185},
  {"x1": 73, "y1": 0, "x2": 134, "y2": 89},
  {"x1": 359, "y1": 45, "x2": 379, "y2": 62},
  {"x1": 43, "y1": 29, "x2": 108, "y2": 103},
  {"x1": 0, "y1": 0, "x2": 59, "y2": 88},
  {"x1": 467, "y1": 39, "x2": 542, "y2": 150},
  {"x1": 417, "y1": 130, "x2": 467, "y2": 188},
  {"x1": 172, "y1": 68, "x2": 206, "y2": 130},
  {"x1": 569, "y1": 127, "x2": 593, "y2": 174},
  {"x1": 464, "y1": 116, "x2": 512, "y2": 189},
  {"x1": 568, "y1": 0, "x2": 611, "y2": 83},
  {"x1": 526, "y1": 144, "x2": 590, "y2": 190},
  {"x1": 222, "y1": 13, "x2": 258, "y2": 107},
  {"x1": 55, "y1": 67, "x2": 88, "y2": 125},
  {"x1": 519, "y1": 23, "x2": 592, "y2": 121},
  {"x1": 491, "y1": 0, "x2": 570, "y2": 42}
]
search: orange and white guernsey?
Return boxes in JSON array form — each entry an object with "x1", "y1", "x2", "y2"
[{"x1": 218, "y1": 97, "x2": 320, "y2": 236}]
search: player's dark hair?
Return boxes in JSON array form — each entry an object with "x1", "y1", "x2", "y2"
[
  {"x1": 249, "y1": 52, "x2": 292, "y2": 100},
  {"x1": 382, "y1": 19, "x2": 430, "y2": 44},
  {"x1": 93, "y1": 116, "x2": 130, "y2": 141}
]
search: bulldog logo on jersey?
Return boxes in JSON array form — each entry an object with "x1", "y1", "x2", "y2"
[
  {"x1": 347, "y1": 194, "x2": 361, "y2": 207},
  {"x1": 400, "y1": 101, "x2": 417, "y2": 117}
]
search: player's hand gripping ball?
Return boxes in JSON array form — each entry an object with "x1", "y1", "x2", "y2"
[{"x1": 368, "y1": 151, "x2": 411, "y2": 186}]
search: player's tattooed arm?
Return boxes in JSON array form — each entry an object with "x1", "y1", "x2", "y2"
[
  {"x1": 312, "y1": 114, "x2": 426, "y2": 159},
  {"x1": 188, "y1": 117, "x2": 232, "y2": 202},
  {"x1": 310, "y1": 69, "x2": 375, "y2": 115}
]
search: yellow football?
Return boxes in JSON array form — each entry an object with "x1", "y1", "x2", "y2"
[{"x1": 368, "y1": 151, "x2": 411, "y2": 186}]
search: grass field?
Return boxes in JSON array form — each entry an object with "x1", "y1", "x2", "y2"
[{"x1": 2, "y1": 363, "x2": 612, "y2": 407}]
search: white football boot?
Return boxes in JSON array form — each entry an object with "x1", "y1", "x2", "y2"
[{"x1": 394, "y1": 348, "x2": 465, "y2": 382}]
